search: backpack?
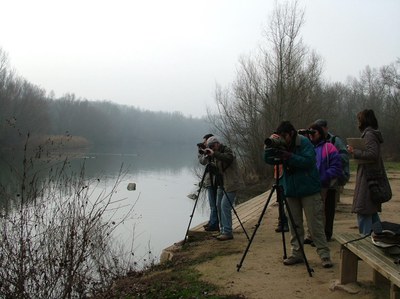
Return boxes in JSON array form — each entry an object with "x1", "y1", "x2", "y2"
[{"x1": 331, "y1": 135, "x2": 350, "y2": 186}]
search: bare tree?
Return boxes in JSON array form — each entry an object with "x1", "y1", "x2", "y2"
[{"x1": 208, "y1": 0, "x2": 324, "y2": 179}]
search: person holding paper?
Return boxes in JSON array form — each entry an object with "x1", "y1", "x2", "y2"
[{"x1": 346, "y1": 109, "x2": 384, "y2": 235}]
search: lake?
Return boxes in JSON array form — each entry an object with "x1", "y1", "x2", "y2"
[{"x1": 0, "y1": 146, "x2": 210, "y2": 267}]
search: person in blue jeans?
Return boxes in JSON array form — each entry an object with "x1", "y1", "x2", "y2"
[
  {"x1": 205, "y1": 136, "x2": 241, "y2": 241},
  {"x1": 198, "y1": 133, "x2": 219, "y2": 231}
]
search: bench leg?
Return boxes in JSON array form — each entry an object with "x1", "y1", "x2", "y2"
[
  {"x1": 391, "y1": 283, "x2": 400, "y2": 299},
  {"x1": 340, "y1": 246, "x2": 358, "y2": 284},
  {"x1": 373, "y1": 269, "x2": 389, "y2": 287}
]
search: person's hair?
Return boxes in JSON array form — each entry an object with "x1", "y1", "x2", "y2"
[
  {"x1": 276, "y1": 121, "x2": 296, "y2": 135},
  {"x1": 203, "y1": 133, "x2": 214, "y2": 140},
  {"x1": 314, "y1": 119, "x2": 328, "y2": 128},
  {"x1": 309, "y1": 123, "x2": 325, "y2": 143},
  {"x1": 357, "y1": 109, "x2": 379, "y2": 131}
]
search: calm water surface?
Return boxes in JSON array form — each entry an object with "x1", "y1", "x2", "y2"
[{"x1": 0, "y1": 147, "x2": 210, "y2": 265}]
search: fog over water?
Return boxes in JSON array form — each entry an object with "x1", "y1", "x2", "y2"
[{"x1": 1, "y1": 0, "x2": 399, "y2": 117}]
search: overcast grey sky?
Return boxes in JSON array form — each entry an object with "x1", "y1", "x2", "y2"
[{"x1": 1, "y1": 0, "x2": 399, "y2": 118}]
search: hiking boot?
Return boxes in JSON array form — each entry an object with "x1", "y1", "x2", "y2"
[
  {"x1": 321, "y1": 257, "x2": 333, "y2": 268},
  {"x1": 304, "y1": 238, "x2": 315, "y2": 247},
  {"x1": 304, "y1": 238, "x2": 313, "y2": 244},
  {"x1": 283, "y1": 256, "x2": 304, "y2": 265},
  {"x1": 204, "y1": 226, "x2": 219, "y2": 232},
  {"x1": 275, "y1": 223, "x2": 289, "y2": 233},
  {"x1": 216, "y1": 234, "x2": 233, "y2": 241}
]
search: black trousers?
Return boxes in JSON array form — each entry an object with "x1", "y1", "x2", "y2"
[{"x1": 324, "y1": 188, "x2": 337, "y2": 241}]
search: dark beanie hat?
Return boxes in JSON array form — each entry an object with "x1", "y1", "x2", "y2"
[{"x1": 314, "y1": 119, "x2": 327, "y2": 127}]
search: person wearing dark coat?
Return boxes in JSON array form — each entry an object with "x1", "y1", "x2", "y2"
[{"x1": 347, "y1": 109, "x2": 387, "y2": 235}]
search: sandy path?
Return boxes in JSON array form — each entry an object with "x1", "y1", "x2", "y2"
[{"x1": 193, "y1": 172, "x2": 400, "y2": 298}]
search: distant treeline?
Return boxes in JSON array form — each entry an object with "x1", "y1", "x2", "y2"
[{"x1": 0, "y1": 50, "x2": 209, "y2": 152}]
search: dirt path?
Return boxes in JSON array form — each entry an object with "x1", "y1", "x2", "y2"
[{"x1": 191, "y1": 171, "x2": 400, "y2": 298}]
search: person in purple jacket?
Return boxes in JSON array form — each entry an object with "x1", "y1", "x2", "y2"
[{"x1": 308, "y1": 123, "x2": 342, "y2": 241}]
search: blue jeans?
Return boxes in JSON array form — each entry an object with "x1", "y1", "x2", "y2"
[
  {"x1": 217, "y1": 187, "x2": 235, "y2": 236},
  {"x1": 207, "y1": 186, "x2": 219, "y2": 228},
  {"x1": 357, "y1": 213, "x2": 381, "y2": 235}
]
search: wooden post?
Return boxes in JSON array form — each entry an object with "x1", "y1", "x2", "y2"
[
  {"x1": 390, "y1": 283, "x2": 400, "y2": 299},
  {"x1": 340, "y1": 246, "x2": 358, "y2": 284}
]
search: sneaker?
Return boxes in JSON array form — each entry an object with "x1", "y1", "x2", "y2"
[
  {"x1": 212, "y1": 232, "x2": 221, "y2": 238},
  {"x1": 321, "y1": 257, "x2": 333, "y2": 268},
  {"x1": 283, "y1": 256, "x2": 304, "y2": 265},
  {"x1": 216, "y1": 234, "x2": 233, "y2": 241},
  {"x1": 275, "y1": 224, "x2": 289, "y2": 233}
]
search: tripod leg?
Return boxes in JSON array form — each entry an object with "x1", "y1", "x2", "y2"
[
  {"x1": 283, "y1": 194, "x2": 314, "y2": 277},
  {"x1": 276, "y1": 187, "x2": 288, "y2": 259},
  {"x1": 237, "y1": 186, "x2": 276, "y2": 272},
  {"x1": 221, "y1": 187, "x2": 249, "y2": 240},
  {"x1": 182, "y1": 164, "x2": 208, "y2": 245}
]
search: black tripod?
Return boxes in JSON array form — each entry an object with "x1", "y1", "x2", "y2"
[
  {"x1": 236, "y1": 161, "x2": 314, "y2": 277},
  {"x1": 182, "y1": 162, "x2": 249, "y2": 245}
]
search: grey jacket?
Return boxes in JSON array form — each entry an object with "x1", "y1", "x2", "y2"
[
  {"x1": 213, "y1": 144, "x2": 242, "y2": 192},
  {"x1": 352, "y1": 127, "x2": 385, "y2": 214}
]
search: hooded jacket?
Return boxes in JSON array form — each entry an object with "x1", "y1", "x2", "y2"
[
  {"x1": 314, "y1": 140, "x2": 342, "y2": 188},
  {"x1": 352, "y1": 126, "x2": 385, "y2": 214}
]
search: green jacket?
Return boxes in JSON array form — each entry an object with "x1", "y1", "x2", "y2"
[{"x1": 264, "y1": 135, "x2": 321, "y2": 198}]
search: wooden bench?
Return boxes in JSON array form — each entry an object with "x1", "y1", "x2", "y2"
[{"x1": 335, "y1": 232, "x2": 400, "y2": 299}]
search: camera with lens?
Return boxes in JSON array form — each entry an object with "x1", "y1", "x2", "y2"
[
  {"x1": 264, "y1": 136, "x2": 287, "y2": 149},
  {"x1": 197, "y1": 142, "x2": 206, "y2": 154},
  {"x1": 264, "y1": 135, "x2": 289, "y2": 164},
  {"x1": 297, "y1": 129, "x2": 316, "y2": 135},
  {"x1": 197, "y1": 142, "x2": 211, "y2": 155},
  {"x1": 197, "y1": 142, "x2": 206, "y2": 149}
]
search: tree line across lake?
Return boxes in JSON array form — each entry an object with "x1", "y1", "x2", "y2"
[{"x1": 0, "y1": 49, "x2": 209, "y2": 153}]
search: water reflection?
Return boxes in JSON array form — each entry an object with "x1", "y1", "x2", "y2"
[{"x1": 0, "y1": 145, "x2": 209, "y2": 265}]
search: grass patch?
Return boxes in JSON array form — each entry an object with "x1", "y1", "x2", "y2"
[
  {"x1": 95, "y1": 234, "x2": 245, "y2": 299},
  {"x1": 383, "y1": 161, "x2": 400, "y2": 171},
  {"x1": 95, "y1": 265, "x2": 229, "y2": 298},
  {"x1": 128, "y1": 268, "x2": 219, "y2": 299}
]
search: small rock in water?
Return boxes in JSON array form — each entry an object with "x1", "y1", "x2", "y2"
[
  {"x1": 127, "y1": 183, "x2": 136, "y2": 191},
  {"x1": 187, "y1": 193, "x2": 198, "y2": 200}
]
